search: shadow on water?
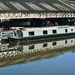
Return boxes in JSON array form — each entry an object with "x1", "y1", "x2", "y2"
[{"x1": 0, "y1": 37, "x2": 75, "y2": 67}]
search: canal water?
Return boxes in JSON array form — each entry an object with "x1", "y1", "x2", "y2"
[{"x1": 0, "y1": 37, "x2": 75, "y2": 75}]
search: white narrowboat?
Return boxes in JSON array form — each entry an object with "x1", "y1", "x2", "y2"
[{"x1": 8, "y1": 26, "x2": 75, "y2": 41}]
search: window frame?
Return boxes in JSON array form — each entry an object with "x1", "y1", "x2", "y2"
[
  {"x1": 29, "y1": 31, "x2": 34, "y2": 36},
  {"x1": 43, "y1": 30, "x2": 48, "y2": 34}
]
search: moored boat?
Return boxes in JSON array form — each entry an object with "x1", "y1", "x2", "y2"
[
  {"x1": 8, "y1": 26, "x2": 75, "y2": 41},
  {"x1": 0, "y1": 30, "x2": 16, "y2": 40}
]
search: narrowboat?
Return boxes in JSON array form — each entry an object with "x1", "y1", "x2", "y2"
[
  {"x1": 0, "y1": 30, "x2": 16, "y2": 40},
  {"x1": 8, "y1": 26, "x2": 75, "y2": 41}
]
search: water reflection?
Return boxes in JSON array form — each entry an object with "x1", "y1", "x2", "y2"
[{"x1": 0, "y1": 37, "x2": 75, "y2": 68}]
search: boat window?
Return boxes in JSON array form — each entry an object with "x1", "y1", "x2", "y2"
[
  {"x1": 65, "y1": 40, "x2": 67, "y2": 44},
  {"x1": 43, "y1": 30, "x2": 47, "y2": 34},
  {"x1": 29, "y1": 45, "x2": 34, "y2": 50},
  {"x1": 53, "y1": 30, "x2": 57, "y2": 34},
  {"x1": 65, "y1": 29, "x2": 67, "y2": 33},
  {"x1": 43, "y1": 43, "x2": 47, "y2": 47},
  {"x1": 52, "y1": 42, "x2": 57, "y2": 46},
  {"x1": 29, "y1": 31, "x2": 34, "y2": 36},
  {"x1": 17, "y1": 30, "x2": 23, "y2": 37},
  {"x1": 71, "y1": 29, "x2": 73, "y2": 31},
  {"x1": 71, "y1": 40, "x2": 73, "y2": 42}
]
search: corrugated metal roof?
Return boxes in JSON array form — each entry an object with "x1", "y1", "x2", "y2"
[{"x1": 0, "y1": 0, "x2": 75, "y2": 13}]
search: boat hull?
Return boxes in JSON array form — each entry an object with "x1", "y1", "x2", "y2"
[{"x1": 8, "y1": 33, "x2": 75, "y2": 42}]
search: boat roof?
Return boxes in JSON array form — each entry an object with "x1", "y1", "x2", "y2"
[{"x1": 24, "y1": 26, "x2": 75, "y2": 31}]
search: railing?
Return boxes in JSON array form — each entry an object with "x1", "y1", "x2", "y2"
[
  {"x1": 0, "y1": 31, "x2": 8, "y2": 39},
  {"x1": 0, "y1": 12, "x2": 75, "y2": 19}
]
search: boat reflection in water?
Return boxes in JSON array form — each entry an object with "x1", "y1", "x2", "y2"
[{"x1": 0, "y1": 37, "x2": 75, "y2": 67}]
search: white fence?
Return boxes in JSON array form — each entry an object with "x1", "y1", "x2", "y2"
[{"x1": 0, "y1": 12, "x2": 75, "y2": 19}]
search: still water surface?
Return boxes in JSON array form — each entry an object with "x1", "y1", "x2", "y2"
[{"x1": 0, "y1": 38, "x2": 75, "y2": 75}]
